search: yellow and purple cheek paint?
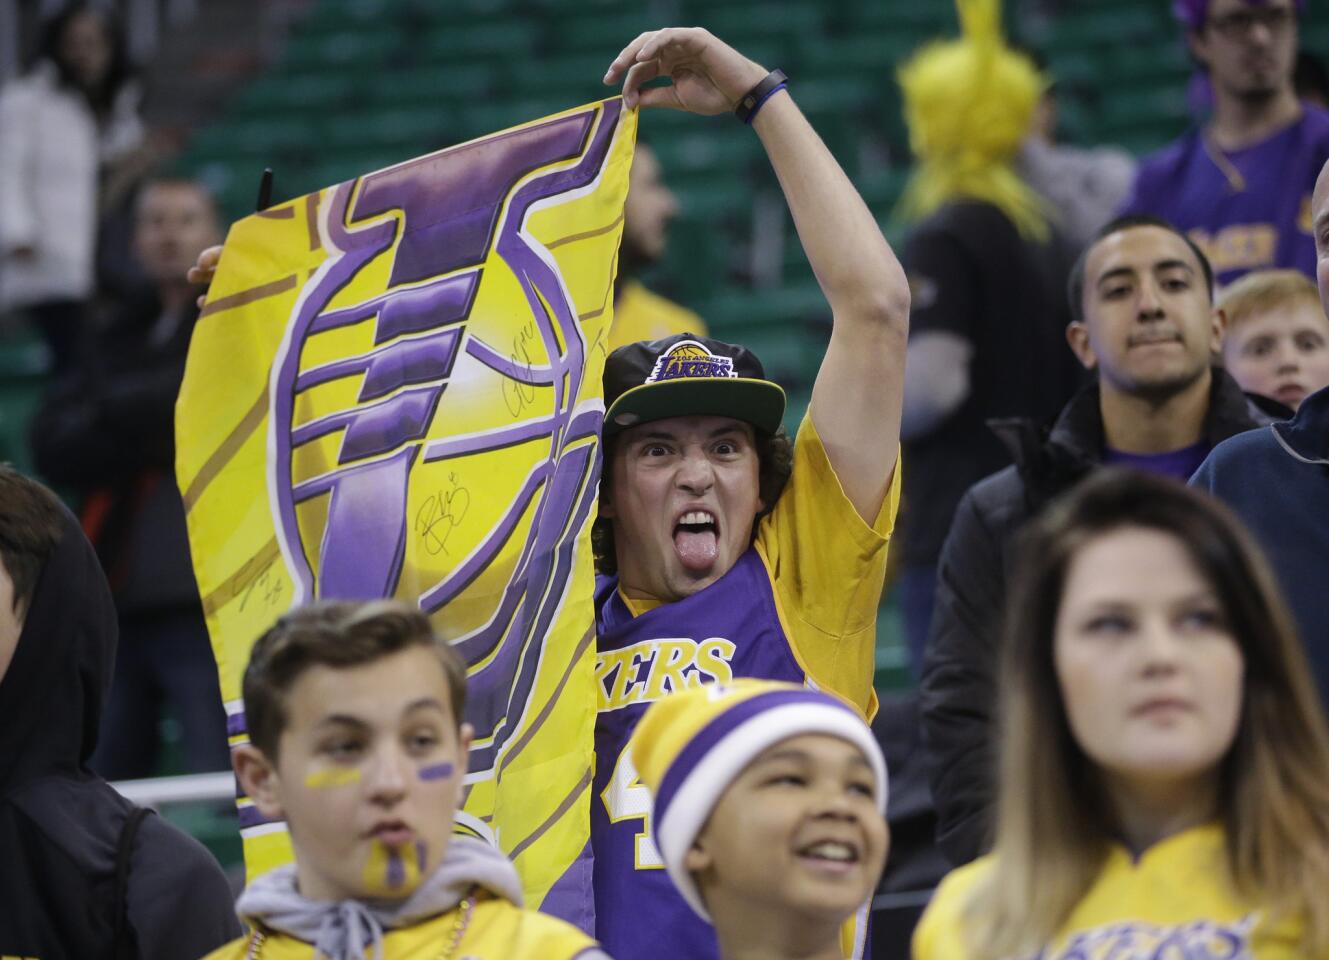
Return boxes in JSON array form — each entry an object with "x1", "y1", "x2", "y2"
[
  {"x1": 303, "y1": 767, "x2": 362, "y2": 790},
  {"x1": 417, "y1": 761, "x2": 454, "y2": 782}
]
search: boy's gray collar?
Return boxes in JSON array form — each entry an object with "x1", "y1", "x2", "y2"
[{"x1": 234, "y1": 835, "x2": 523, "y2": 960}]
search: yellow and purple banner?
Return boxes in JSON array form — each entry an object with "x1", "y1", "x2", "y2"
[{"x1": 176, "y1": 99, "x2": 636, "y2": 923}]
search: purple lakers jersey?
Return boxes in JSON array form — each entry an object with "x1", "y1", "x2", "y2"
[
  {"x1": 1122, "y1": 106, "x2": 1329, "y2": 286},
  {"x1": 591, "y1": 549, "x2": 805, "y2": 960}
]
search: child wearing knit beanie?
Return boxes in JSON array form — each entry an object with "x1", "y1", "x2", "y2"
[{"x1": 630, "y1": 679, "x2": 889, "y2": 960}]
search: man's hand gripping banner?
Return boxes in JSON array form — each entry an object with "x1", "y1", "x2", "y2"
[{"x1": 176, "y1": 99, "x2": 636, "y2": 925}]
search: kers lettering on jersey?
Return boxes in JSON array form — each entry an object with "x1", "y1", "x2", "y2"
[
  {"x1": 590, "y1": 548, "x2": 805, "y2": 960},
  {"x1": 1041, "y1": 914, "x2": 1257, "y2": 960}
]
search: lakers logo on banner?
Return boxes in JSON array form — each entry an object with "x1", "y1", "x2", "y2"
[{"x1": 176, "y1": 99, "x2": 636, "y2": 922}]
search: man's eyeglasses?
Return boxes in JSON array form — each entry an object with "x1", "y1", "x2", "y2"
[{"x1": 1207, "y1": 5, "x2": 1296, "y2": 39}]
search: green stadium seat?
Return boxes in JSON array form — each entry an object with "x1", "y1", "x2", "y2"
[
  {"x1": 505, "y1": 54, "x2": 615, "y2": 104},
  {"x1": 1107, "y1": 42, "x2": 1192, "y2": 85},
  {"x1": 1045, "y1": 49, "x2": 1106, "y2": 90},
  {"x1": 319, "y1": 106, "x2": 447, "y2": 152},
  {"x1": 842, "y1": 4, "x2": 955, "y2": 35},
  {"x1": 545, "y1": 11, "x2": 664, "y2": 52},
  {"x1": 284, "y1": 27, "x2": 400, "y2": 70},
  {"x1": 1099, "y1": 83, "x2": 1190, "y2": 134},
  {"x1": 1042, "y1": 8, "x2": 1166, "y2": 50},
  {"x1": 424, "y1": 20, "x2": 541, "y2": 62},
  {"x1": 363, "y1": 64, "x2": 496, "y2": 107},
  {"x1": 313, "y1": 0, "x2": 392, "y2": 25},
  {"x1": 693, "y1": 2, "x2": 827, "y2": 43},
  {"x1": 649, "y1": 129, "x2": 767, "y2": 177},
  {"x1": 796, "y1": 34, "x2": 918, "y2": 81},
  {"x1": 700, "y1": 282, "x2": 829, "y2": 342},
  {"x1": 161, "y1": 804, "x2": 243, "y2": 879},
  {"x1": 874, "y1": 593, "x2": 910, "y2": 693},
  {"x1": 232, "y1": 72, "x2": 359, "y2": 117},
  {"x1": 0, "y1": 330, "x2": 49, "y2": 475},
  {"x1": 453, "y1": 97, "x2": 576, "y2": 142}
]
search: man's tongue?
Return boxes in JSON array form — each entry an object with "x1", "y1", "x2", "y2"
[{"x1": 674, "y1": 528, "x2": 718, "y2": 572}]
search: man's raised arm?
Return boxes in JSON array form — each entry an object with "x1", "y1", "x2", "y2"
[{"x1": 607, "y1": 27, "x2": 908, "y2": 523}]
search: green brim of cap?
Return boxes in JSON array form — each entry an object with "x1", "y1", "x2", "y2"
[{"x1": 604, "y1": 377, "x2": 787, "y2": 436}]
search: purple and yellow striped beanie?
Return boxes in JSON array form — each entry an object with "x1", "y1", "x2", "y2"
[{"x1": 629, "y1": 679, "x2": 888, "y2": 921}]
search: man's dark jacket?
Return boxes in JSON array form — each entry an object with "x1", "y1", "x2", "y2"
[
  {"x1": 919, "y1": 369, "x2": 1268, "y2": 867},
  {"x1": 31, "y1": 294, "x2": 202, "y2": 613},
  {"x1": 0, "y1": 503, "x2": 241, "y2": 959},
  {"x1": 1192, "y1": 382, "x2": 1329, "y2": 705}
]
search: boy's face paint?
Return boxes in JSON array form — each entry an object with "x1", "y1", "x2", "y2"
[
  {"x1": 304, "y1": 767, "x2": 362, "y2": 790},
  {"x1": 266, "y1": 646, "x2": 471, "y2": 903},
  {"x1": 362, "y1": 838, "x2": 428, "y2": 896}
]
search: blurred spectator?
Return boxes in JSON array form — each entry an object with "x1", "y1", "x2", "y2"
[
  {"x1": 608, "y1": 141, "x2": 708, "y2": 351},
  {"x1": 0, "y1": 465, "x2": 240, "y2": 957},
  {"x1": 921, "y1": 215, "x2": 1271, "y2": 867},
  {"x1": 1295, "y1": 48, "x2": 1329, "y2": 107},
  {"x1": 1120, "y1": 0, "x2": 1329, "y2": 286},
  {"x1": 915, "y1": 470, "x2": 1329, "y2": 959},
  {"x1": 894, "y1": 6, "x2": 1083, "y2": 673},
  {"x1": 0, "y1": 3, "x2": 145, "y2": 371},
  {"x1": 1191, "y1": 159, "x2": 1329, "y2": 707},
  {"x1": 1218, "y1": 268, "x2": 1329, "y2": 409},
  {"x1": 1193, "y1": 381, "x2": 1329, "y2": 703},
  {"x1": 1016, "y1": 51, "x2": 1138, "y2": 251},
  {"x1": 31, "y1": 178, "x2": 229, "y2": 780}
]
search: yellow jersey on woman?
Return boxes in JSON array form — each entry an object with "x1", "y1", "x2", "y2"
[{"x1": 914, "y1": 824, "x2": 1313, "y2": 959}]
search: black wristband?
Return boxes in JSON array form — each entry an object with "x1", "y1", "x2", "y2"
[{"x1": 734, "y1": 69, "x2": 788, "y2": 124}]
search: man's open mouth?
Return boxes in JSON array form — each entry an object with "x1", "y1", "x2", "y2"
[{"x1": 673, "y1": 510, "x2": 719, "y2": 572}]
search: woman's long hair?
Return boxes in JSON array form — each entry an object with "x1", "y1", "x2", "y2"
[
  {"x1": 965, "y1": 469, "x2": 1329, "y2": 958},
  {"x1": 37, "y1": 3, "x2": 134, "y2": 117}
]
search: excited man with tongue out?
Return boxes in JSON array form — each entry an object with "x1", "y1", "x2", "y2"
[{"x1": 589, "y1": 27, "x2": 908, "y2": 960}]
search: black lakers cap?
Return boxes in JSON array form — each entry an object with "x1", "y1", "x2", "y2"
[{"x1": 602, "y1": 332, "x2": 786, "y2": 437}]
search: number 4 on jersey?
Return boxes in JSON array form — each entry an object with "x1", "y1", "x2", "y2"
[{"x1": 601, "y1": 747, "x2": 664, "y2": 869}]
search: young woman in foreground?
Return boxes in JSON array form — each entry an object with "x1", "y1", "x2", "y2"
[{"x1": 914, "y1": 469, "x2": 1329, "y2": 959}]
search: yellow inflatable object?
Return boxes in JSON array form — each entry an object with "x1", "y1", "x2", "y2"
[{"x1": 896, "y1": 0, "x2": 1051, "y2": 241}]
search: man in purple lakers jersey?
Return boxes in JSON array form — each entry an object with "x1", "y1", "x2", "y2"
[
  {"x1": 593, "y1": 28, "x2": 908, "y2": 959},
  {"x1": 1121, "y1": 0, "x2": 1329, "y2": 285}
]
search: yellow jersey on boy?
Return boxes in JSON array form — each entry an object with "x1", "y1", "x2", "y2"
[
  {"x1": 914, "y1": 823, "x2": 1312, "y2": 959},
  {"x1": 203, "y1": 891, "x2": 607, "y2": 960}
]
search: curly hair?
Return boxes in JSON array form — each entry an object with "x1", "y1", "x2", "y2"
[{"x1": 592, "y1": 426, "x2": 794, "y2": 576}]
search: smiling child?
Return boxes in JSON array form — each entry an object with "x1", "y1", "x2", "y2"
[{"x1": 630, "y1": 679, "x2": 889, "y2": 960}]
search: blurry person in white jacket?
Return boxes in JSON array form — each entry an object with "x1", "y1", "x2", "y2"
[{"x1": 0, "y1": 4, "x2": 144, "y2": 372}]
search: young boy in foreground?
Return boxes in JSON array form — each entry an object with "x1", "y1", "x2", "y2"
[
  {"x1": 631, "y1": 680, "x2": 890, "y2": 960},
  {"x1": 205, "y1": 600, "x2": 610, "y2": 960}
]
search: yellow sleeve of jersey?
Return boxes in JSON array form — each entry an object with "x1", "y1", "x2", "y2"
[
  {"x1": 753, "y1": 411, "x2": 901, "y2": 718},
  {"x1": 911, "y1": 857, "x2": 990, "y2": 960},
  {"x1": 607, "y1": 280, "x2": 708, "y2": 351},
  {"x1": 198, "y1": 937, "x2": 252, "y2": 960}
]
